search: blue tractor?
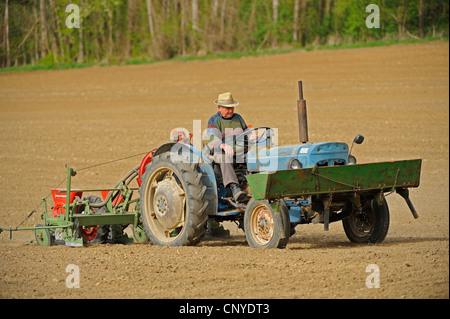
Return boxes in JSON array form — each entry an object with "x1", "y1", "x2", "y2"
[{"x1": 137, "y1": 82, "x2": 421, "y2": 248}]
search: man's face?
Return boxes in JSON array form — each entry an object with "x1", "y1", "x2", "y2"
[{"x1": 218, "y1": 106, "x2": 234, "y2": 118}]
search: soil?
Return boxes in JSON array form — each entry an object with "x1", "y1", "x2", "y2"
[{"x1": 0, "y1": 41, "x2": 448, "y2": 299}]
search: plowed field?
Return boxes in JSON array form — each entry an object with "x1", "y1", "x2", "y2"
[{"x1": 0, "y1": 41, "x2": 448, "y2": 299}]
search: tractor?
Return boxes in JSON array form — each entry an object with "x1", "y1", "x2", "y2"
[{"x1": 0, "y1": 81, "x2": 422, "y2": 249}]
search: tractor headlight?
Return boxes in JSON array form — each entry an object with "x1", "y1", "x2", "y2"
[
  {"x1": 287, "y1": 159, "x2": 302, "y2": 170},
  {"x1": 348, "y1": 155, "x2": 357, "y2": 165}
]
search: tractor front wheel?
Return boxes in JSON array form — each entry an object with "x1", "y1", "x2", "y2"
[{"x1": 244, "y1": 198, "x2": 290, "y2": 249}]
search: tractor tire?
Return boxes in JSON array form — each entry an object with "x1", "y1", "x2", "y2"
[
  {"x1": 244, "y1": 198, "x2": 290, "y2": 249},
  {"x1": 138, "y1": 153, "x2": 208, "y2": 246},
  {"x1": 342, "y1": 197, "x2": 390, "y2": 244},
  {"x1": 78, "y1": 196, "x2": 109, "y2": 244}
]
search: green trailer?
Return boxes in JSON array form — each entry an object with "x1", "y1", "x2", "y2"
[{"x1": 243, "y1": 159, "x2": 421, "y2": 247}]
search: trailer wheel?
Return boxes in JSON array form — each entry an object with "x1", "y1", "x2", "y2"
[
  {"x1": 244, "y1": 198, "x2": 290, "y2": 248},
  {"x1": 342, "y1": 198, "x2": 390, "y2": 244},
  {"x1": 139, "y1": 153, "x2": 208, "y2": 246},
  {"x1": 34, "y1": 224, "x2": 54, "y2": 246},
  {"x1": 78, "y1": 196, "x2": 109, "y2": 244}
]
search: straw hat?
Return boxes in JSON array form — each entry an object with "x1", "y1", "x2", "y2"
[{"x1": 214, "y1": 92, "x2": 239, "y2": 107}]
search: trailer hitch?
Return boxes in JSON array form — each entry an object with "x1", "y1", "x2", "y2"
[{"x1": 0, "y1": 227, "x2": 17, "y2": 239}]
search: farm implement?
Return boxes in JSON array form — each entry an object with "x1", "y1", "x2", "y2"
[
  {"x1": 0, "y1": 82, "x2": 422, "y2": 248},
  {"x1": 0, "y1": 165, "x2": 145, "y2": 247}
]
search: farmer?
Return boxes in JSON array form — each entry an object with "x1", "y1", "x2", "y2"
[{"x1": 204, "y1": 92, "x2": 255, "y2": 202}]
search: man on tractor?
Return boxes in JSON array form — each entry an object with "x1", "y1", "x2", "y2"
[{"x1": 204, "y1": 92, "x2": 255, "y2": 202}]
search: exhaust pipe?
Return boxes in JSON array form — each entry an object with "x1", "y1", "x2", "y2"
[{"x1": 297, "y1": 81, "x2": 308, "y2": 143}]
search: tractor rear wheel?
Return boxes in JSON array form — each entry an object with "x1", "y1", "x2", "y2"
[
  {"x1": 342, "y1": 197, "x2": 390, "y2": 243},
  {"x1": 244, "y1": 198, "x2": 290, "y2": 248},
  {"x1": 139, "y1": 153, "x2": 208, "y2": 246}
]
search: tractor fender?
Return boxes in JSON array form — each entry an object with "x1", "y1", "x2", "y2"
[
  {"x1": 138, "y1": 142, "x2": 205, "y2": 186},
  {"x1": 153, "y1": 142, "x2": 212, "y2": 164},
  {"x1": 137, "y1": 147, "x2": 157, "y2": 187}
]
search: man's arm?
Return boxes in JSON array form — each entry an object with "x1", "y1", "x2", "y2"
[{"x1": 205, "y1": 115, "x2": 223, "y2": 152}]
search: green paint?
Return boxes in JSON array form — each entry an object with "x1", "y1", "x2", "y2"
[{"x1": 246, "y1": 159, "x2": 421, "y2": 200}]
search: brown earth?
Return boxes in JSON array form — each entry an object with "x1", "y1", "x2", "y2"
[{"x1": 0, "y1": 41, "x2": 448, "y2": 299}]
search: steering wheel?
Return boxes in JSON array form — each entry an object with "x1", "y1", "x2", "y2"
[{"x1": 235, "y1": 127, "x2": 273, "y2": 148}]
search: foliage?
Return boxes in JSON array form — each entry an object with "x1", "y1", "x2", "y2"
[{"x1": 0, "y1": 0, "x2": 448, "y2": 69}]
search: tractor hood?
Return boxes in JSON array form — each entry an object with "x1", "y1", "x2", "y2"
[{"x1": 246, "y1": 142, "x2": 349, "y2": 172}]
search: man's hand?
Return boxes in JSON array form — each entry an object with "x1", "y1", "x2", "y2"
[{"x1": 220, "y1": 143, "x2": 234, "y2": 157}]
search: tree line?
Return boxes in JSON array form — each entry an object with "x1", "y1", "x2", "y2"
[{"x1": 1, "y1": 0, "x2": 448, "y2": 69}]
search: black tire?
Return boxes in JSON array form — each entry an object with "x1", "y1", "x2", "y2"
[
  {"x1": 78, "y1": 196, "x2": 109, "y2": 244},
  {"x1": 342, "y1": 198, "x2": 390, "y2": 243},
  {"x1": 244, "y1": 198, "x2": 290, "y2": 248},
  {"x1": 138, "y1": 153, "x2": 208, "y2": 246}
]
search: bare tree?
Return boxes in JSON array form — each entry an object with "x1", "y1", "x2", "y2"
[
  {"x1": 300, "y1": 0, "x2": 307, "y2": 47},
  {"x1": 389, "y1": 0, "x2": 413, "y2": 39},
  {"x1": 212, "y1": 0, "x2": 219, "y2": 16},
  {"x1": 192, "y1": 0, "x2": 199, "y2": 32},
  {"x1": 47, "y1": 0, "x2": 60, "y2": 62},
  {"x1": 272, "y1": 0, "x2": 278, "y2": 48},
  {"x1": 4, "y1": 0, "x2": 10, "y2": 67},
  {"x1": 419, "y1": 0, "x2": 424, "y2": 38},
  {"x1": 323, "y1": 0, "x2": 332, "y2": 44},
  {"x1": 315, "y1": 0, "x2": 324, "y2": 44},
  {"x1": 103, "y1": 6, "x2": 112, "y2": 62},
  {"x1": 220, "y1": 0, "x2": 227, "y2": 40},
  {"x1": 39, "y1": 0, "x2": 49, "y2": 58},
  {"x1": 293, "y1": 0, "x2": 300, "y2": 41},
  {"x1": 49, "y1": 0, "x2": 64, "y2": 62},
  {"x1": 180, "y1": 0, "x2": 187, "y2": 55},
  {"x1": 32, "y1": 4, "x2": 39, "y2": 64},
  {"x1": 125, "y1": 0, "x2": 136, "y2": 60},
  {"x1": 77, "y1": 28, "x2": 84, "y2": 63},
  {"x1": 147, "y1": 0, "x2": 162, "y2": 59},
  {"x1": 77, "y1": 0, "x2": 84, "y2": 63},
  {"x1": 146, "y1": 0, "x2": 155, "y2": 38}
]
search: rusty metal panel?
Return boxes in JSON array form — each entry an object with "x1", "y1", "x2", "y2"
[{"x1": 246, "y1": 159, "x2": 422, "y2": 200}]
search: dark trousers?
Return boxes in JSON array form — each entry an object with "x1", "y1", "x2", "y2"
[{"x1": 213, "y1": 151, "x2": 245, "y2": 187}]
